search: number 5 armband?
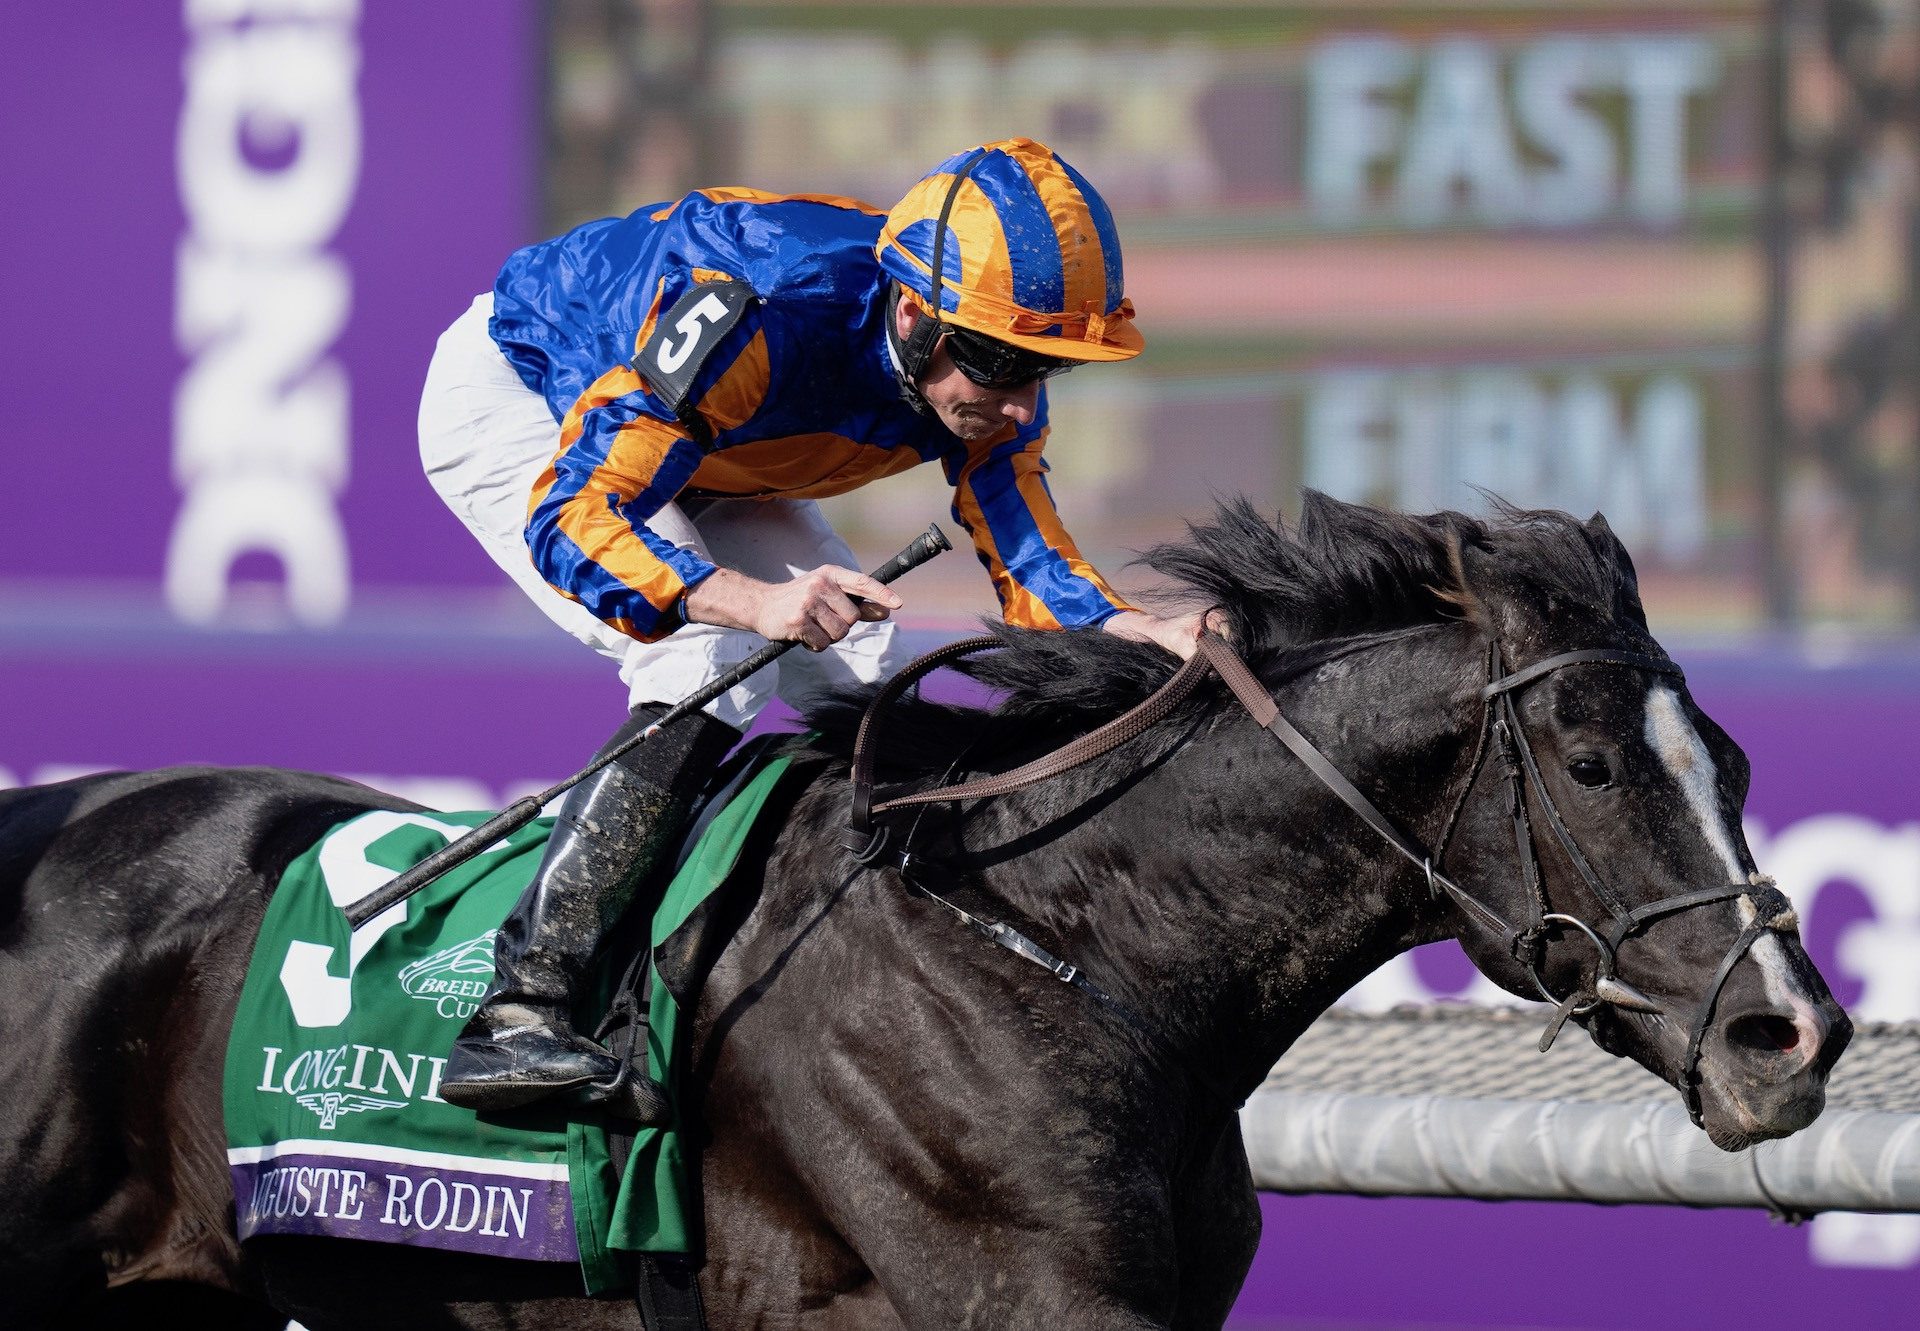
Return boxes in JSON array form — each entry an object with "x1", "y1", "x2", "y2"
[{"x1": 633, "y1": 277, "x2": 759, "y2": 448}]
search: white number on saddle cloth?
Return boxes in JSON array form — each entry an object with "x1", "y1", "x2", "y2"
[{"x1": 280, "y1": 812, "x2": 510, "y2": 1029}]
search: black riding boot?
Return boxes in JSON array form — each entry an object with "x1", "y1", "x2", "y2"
[{"x1": 440, "y1": 703, "x2": 740, "y2": 1120}]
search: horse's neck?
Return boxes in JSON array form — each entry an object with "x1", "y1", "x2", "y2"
[{"x1": 964, "y1": 644, "x2": 1472, "y2": 1097}]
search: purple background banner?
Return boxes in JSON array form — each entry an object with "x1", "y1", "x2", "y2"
[{"x1": 0, "y1": 4, "x2": 534, "y2": 600}]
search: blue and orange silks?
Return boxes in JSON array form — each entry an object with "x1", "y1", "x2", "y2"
[{"x1": 489, "y1": 184, "x2": 1135, "y2": 644}]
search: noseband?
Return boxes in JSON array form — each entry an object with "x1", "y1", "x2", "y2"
[{"x1": 847, "y1": 630, "x2": 1800, "y2": 1127}]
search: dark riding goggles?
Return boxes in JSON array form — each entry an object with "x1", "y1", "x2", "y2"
[{"x1": 940, "y1": 325, "x2": 1075, "y2": 390}]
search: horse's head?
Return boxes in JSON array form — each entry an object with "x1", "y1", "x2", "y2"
[
  {"x1": 1434, "y1": 507, "x2": 1850, "y2": 1149},
  {"x1": 1152, "y1": 493, "x2": 1848, "y2": 1148}
]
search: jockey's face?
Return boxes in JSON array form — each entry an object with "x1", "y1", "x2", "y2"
[{"x1": 894, "y1": 299, "x2": 1043, "y2": 441}]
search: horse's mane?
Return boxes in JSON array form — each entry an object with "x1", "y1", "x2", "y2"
[{"x1": 802, "y1": 491, "x2": 1644, "y2": 773}]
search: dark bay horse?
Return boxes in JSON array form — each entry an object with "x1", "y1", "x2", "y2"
[{"x1": 0, "y1": 496, "x2": 1849, "y2": 1330}]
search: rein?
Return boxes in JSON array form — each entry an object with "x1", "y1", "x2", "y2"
[{"x1": 845, "y1": 629, "x2": 1799, "y2": 1127}]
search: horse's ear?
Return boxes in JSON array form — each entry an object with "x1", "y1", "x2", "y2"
[
  {"x1": 1432, "y1": 519, "x2": 1494, "y2": 634},
  {"x1": 1584, "y1": 511, "x2": 1650, "y2": 628},
  {"x1": 1584, "y1": 512, "x2": 1626, "y2": 575}
]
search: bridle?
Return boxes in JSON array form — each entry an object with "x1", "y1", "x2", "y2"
[
  {"x1": 846, "y1": 628, "x2": 1801, "y2": 1127},
  {"x1": 1198, "y1": 632, "x2": 1801, "y2": 1125}
]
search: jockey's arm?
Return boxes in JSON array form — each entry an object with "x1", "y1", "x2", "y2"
[
  {"x1": 684, "y1": 566, "x2": 898, "y2": 654},
  {"x1": 951, "y1": 430, "x2": 1205, "y2": 658},
  {"x1": 523, "y1": 394, "x2": 710, "y2": 643},
  {"x1": 528, "y1": 404, "x2": 896, "y2": 650},
  {"x1": 529, "y1": 356, "x2": 896, "y2": 650}
]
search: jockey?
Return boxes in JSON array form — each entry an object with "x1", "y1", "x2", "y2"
[{"x1": 419, "y1": 137, "x2": 1201, "y2": 1120}]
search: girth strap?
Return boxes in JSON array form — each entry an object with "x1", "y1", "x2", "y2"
[{"x1": 635, "y1": 1253, "x2": 708, "y2": 1331}]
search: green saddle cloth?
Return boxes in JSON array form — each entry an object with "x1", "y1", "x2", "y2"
[{"x1": 223, "y1": 751, "x2": 794, "y2": 1294}]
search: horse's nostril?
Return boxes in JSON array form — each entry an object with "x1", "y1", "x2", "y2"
[{"x1": 1727, "y1": 1012, "x2": 1801, "y2": 1055}]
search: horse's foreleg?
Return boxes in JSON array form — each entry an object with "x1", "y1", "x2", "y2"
[
  {"x1": 699, "y1": 1147, "x2": 907, "y2": 1330},
  {"x1": 836, "y1": 1199, "x2": 1182, "y2": 1331},
  {"x1": 883, "y1": 1265, "x2": 1177, "y2": 1331},
  {"x1": 1168, "y1": 1121, "x2": 1264, "y2": 1330}
]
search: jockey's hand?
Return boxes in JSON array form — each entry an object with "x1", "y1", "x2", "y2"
[
  {"x1": 1100, "y1": 608, "x2": 1228, "y2": 661},
  {"x1": 684, "y1": 566, "x2": 901, "y2": 652}
]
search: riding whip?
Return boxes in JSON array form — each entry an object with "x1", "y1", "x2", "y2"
[{"x1": 343, "y1": 522, "x2": 954, "y2": 928}]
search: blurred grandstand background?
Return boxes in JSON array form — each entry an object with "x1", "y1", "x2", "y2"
[
  {"x1": 549, "y1": 0, "x2": 1920, "y2": 637},
  {"x1": 3, "y1": 3, "x2": 1918, "y2": 1328}
]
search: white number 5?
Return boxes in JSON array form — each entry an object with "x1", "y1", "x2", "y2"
[{"x1": 654, "y1": 292, "x2": 731, "y2": 374}]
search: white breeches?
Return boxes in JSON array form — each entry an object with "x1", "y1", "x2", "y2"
[{"x1": 417, "y1": 292, "x2": 909, "y2": 729}]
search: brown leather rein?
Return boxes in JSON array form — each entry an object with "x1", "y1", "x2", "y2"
[{"x1": 844, "y1": 629, "x2": 1799, "y2": 1126}]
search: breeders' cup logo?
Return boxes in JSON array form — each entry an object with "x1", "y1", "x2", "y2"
[
  {"x1": 297, "y1": 1091, "x2": 408, "y2": 1131},
  {"x1": 398, "y1": 932, "x2": 498, "y2": 1020}
]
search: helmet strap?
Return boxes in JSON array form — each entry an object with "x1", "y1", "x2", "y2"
[
  {"x1": 891, "y1": 148, "x2": 989, "y2": 411},
  {"x1": 886, "y1": 284, "x2": 934, "y2": 414},
  {"x1": 899, "y1": 287, "x2": 942, "y2": 383}
]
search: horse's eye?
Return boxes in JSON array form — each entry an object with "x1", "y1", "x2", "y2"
[{"x1": 1567, "y1": 754, "x2": 1613, "y2": 789}]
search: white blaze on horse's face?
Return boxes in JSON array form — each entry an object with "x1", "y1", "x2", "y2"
[{"x1": 1641, "y1": 684, "x2": 1828, "y2": 1063}]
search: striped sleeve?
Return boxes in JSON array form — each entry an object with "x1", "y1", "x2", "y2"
[
  {"x1": 947, "y1": 421, "x2": 1133, "y2": 631},
  {"x1": 525, "y1": 302, "x2": 771, "y2": 643}
]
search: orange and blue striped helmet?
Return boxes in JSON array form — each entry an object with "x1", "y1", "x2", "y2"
[{"x1": 876, "y1": 137, "x2": 1143, "y2": 364}]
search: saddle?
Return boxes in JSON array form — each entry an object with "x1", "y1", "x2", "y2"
[{"x1": 223, "y1": 734, "x2": 798, "y2": 1314}]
